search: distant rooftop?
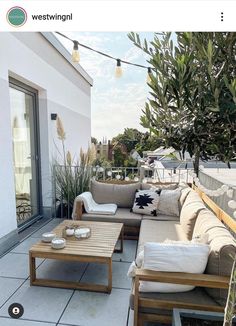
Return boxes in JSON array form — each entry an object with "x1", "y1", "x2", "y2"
[{"x1": 202, "y1": 168, "x2": 236, "y2": 187}]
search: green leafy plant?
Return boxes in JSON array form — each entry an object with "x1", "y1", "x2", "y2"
[
  {"x1": 128, "y1": 32, "x2": 236, "y2": 175},
  {"x1": 53, "y1": 116, "x2": 96, "y2": 218}
]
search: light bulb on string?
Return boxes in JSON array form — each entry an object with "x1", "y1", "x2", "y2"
[
  {"x1": 115, "y1": 59, "x2": 122, "y2": 78},
  {"x1": 147, "y1": 67, "x2": 152, "y2": 83},
  {"x1": 228, "y1": 200, "x2": 236, "y2": 210},
  {"x1": 72, "y1": 41, "x2": 80, "y2": 62},
  {"x1": 221, "y1": 184, "x2": 229, "y2": 192}
]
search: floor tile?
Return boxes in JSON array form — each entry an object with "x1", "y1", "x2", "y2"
[
  {"x1": 0, "y1": 278, "x2": 24, "y2": 307},
  {"x1": 58, "y1": 324, "x2": 80, "y2": 326},
  {"x1": 11, "y1": 237, "x2": 41, "y2": 254},
  {"x1": 60, "y1": 288, "x2": 130, "y2": 326},
  {"x1": 18, "y1": 226, "x2": 39, "y2": 241},
  {"x1": 18, "y1": 218, "x2": 52, "y2": 240},
  {"x1": 33, "y1": 217, "x2": 53, "y2": 227},
  {"x1": 113, "y1": 240, "x2": 137, "y2": 263},
  {"x1": 0, "y1": 281, "x2": 73, "y2": 323},
  {"x1": 58, "y1": 325, "x2": 80, "y2": 326},
  {"x1": 31, "y1": 219, "x2": 65, "y2": 238},
  {"x1": 0, "y1": 318, "x2": 56, "y2": 326},
  {"x1": 36, "y1": 259, "x2": 87, "y2": 282},
  {"x1": 0, "y1": 253, "x2": 43, "y2": 279},
  {"x1": 81, "y1": 261, "x2": 131, "y2": 289}
]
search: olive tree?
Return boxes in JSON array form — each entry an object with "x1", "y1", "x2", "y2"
[{"x1": 128, "y1": 32, "x2": 236, "y2": 175}]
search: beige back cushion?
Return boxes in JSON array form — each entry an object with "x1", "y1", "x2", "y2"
[
  {"x1": 141, "y1": 183, "x2": 178, "y2": 191},
  {"x1": 193, "y1": 209, "x2": 236, "y2": 305},
  {"x1": 180, "y1": 190, "x2": 206, "y2": 240},
  {"x1": 157, "y1": 189, "x2": 181, "y2": 217},
  {"x1": 179, "y1": 187, "x2": 191, "y2": 208},
  {"x1": 91, "y1": 180, "x2": 140, "y2": 208}
]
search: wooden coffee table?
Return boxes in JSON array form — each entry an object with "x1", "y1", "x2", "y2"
[{"x1": 29, "y1": 220, "x2": 124, "y2": 293}]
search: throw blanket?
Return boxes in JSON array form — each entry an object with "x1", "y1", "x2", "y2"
[{"x1": 77, "y1": 192, "x2": 117, "y2": 215}]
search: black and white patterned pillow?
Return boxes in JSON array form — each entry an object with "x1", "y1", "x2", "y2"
[{"x1": 132, "y1": 189, "x2": 161, "y2": 216}]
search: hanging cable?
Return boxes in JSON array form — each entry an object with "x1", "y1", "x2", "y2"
[{"x1": 56, "y1": 31, "x2": 154, "y2": 73}]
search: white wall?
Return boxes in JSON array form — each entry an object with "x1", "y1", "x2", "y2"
[
  {"x1": 0, "y1": 32, "x2": 92, "y2": 239},
  {"x1": 0, "y1": 79, "x2": 18, "y2": 237}
]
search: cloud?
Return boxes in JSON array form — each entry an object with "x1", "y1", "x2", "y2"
[
  {"x1": 55, "y1": 32, "x2": 153, "y2": 140},
  {"x1": 91, "y1": 83, "x2": 149, "y2": 140},
  {"x1": 124, "y1": 46, "x2": 148, "y2": 64}
]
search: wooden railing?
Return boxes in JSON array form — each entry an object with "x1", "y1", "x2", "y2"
[{"x1": 192, "y1": 184, "x2": 236, "y2": 234}]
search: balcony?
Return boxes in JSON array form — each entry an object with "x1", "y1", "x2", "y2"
[{"x1": 0, "y1": 217, "x2": 136, "y2": 325}]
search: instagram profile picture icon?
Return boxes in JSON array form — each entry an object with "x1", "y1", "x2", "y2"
[
  {"x1": 6, "y1": 7, "x2": 27, "y2": 27},
  {"x1": 8, "y1": 303, "x2": 24, "y2": 319}
]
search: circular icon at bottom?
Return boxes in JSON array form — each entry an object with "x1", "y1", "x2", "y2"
[{"x1": 8, "y1": 303, "x2": 24, "y2": 319}]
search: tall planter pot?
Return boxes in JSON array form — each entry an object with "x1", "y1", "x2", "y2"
[{"x1": 172, "y1": 309, "x2": 225, "y2": 326}]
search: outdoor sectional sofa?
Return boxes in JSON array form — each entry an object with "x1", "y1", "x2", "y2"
[
  {"x1": 72, "y1": 180, "x2": 180, "y2": 238},
  {"x1": 72, "y1": 180, "x2": 236, "y2": 326}
]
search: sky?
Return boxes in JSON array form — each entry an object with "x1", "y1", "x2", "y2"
[{"x1": 56, "y1": 32, "x2": 155, "y2": 142}]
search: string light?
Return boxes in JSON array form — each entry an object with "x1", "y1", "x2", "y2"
[
  {"x1": 72, "y1": 41, "x2": 80, "y2": 62},
  {"x1": 115, "y1": 59, "x2": 122, "y2": 78},
  {"x1": 228, "y1": 200, "x2": 236, "y2": 210},
  {"x1": 189, "y1": 170, "x2": 236, "y2": 219},
  {"x1": 56, "y1": 31, "x2": 154, "y2": 79},
  {"x1": 147, "y1": 67, "x2": 152, "y2": 83}
]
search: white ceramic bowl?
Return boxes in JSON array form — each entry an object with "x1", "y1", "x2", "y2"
[
  {"x1": 74, "y1": 227, "x2": 90, "y2": 239},
  {"x1": 65, "y1": 228, "x2": 74, "y2": 236},
  {"x1": 42, "y1": 232, "x2": 56, "y2": 243},
  {"x1": 51, "y1": 238, "x2": 66, "y2": 249}
]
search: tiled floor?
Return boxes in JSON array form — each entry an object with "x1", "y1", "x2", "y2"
[{"x1": 0, "y1": 219, "x2": 139, "y2": 326}]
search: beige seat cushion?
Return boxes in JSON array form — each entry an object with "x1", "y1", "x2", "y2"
[
  {"x1": 91, "y1": 180, "x2": 140, "y2": 208},
  {"x1": 81, "y1": 208, "x2": 142, "y2": 227},
  {"x1": 193, "y1": 209, "x2": 236, "y2": 305},
  {"x1": 137, "y1": 219, "x2": 187, "y2": 254},
  {"x1": 129, "y1": 285, "x2": 220, "y2": 312},
  {"x1": 141, "y1": 183, "x2": 178, "y2": 191},
  {"x1": 180, "y1": 190, "x2": 206, "y2": 240},
  {"x1": 142, "y1": 214, "x2": 179, "y2": 222}
]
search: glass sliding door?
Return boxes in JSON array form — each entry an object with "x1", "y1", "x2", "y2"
[{"x1": 9, "y1": 79, "x2": 41, "y2": 226}]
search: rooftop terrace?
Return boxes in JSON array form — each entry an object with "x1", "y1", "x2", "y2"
[{"x1": 0, "y1": 218, "x2": 137, "y2": 326}]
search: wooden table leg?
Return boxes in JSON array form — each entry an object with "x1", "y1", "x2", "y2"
[
  {"x1": 108, "y1": 258, "x2": 112, "y2": 293},
  {"x1": 114, "y1": 226, "x2": 124, "y2": 253},
  {"x1": 29, "y1": 252, "x2": 36, "y2": 285},
  {"x1": 120, "y1": 226, "x2": 124, "y2": 253}
]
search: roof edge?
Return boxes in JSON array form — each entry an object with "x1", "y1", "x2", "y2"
[{"x1": 40, "y1": 32, "x2": 93, "y2": 86}]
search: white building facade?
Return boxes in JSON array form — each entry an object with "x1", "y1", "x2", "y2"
[{"x1": 0, "y1": 32, "x2": 92, "y2": 254}]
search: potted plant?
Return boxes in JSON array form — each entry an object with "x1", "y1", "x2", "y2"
[{"x1": 53, "y1": 116, "x2": 96, "y2": 218}]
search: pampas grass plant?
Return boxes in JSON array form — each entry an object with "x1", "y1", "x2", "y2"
[
  {"x1": 223, "y1": 256, "x2": 236, "y2": 326},
  {"x1": 53, "y1": 116, "x2": 95, "y2": 218}
]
